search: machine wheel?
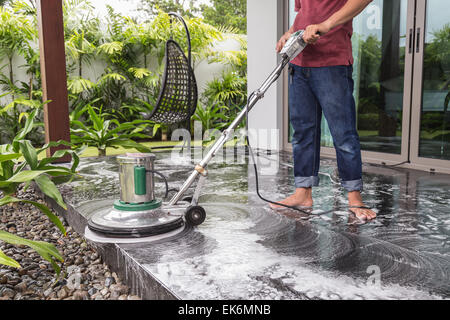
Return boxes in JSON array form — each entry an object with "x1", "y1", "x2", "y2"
[{"x1": 185, "y1": 206, "x2": 206, "y2": 226}]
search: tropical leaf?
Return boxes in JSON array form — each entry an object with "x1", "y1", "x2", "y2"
[
  {"x1": 86, "y1": 105, "x2": 104, "y2": 131},
  {"x1": 128, "y1": 67, "x2": 151, "y2": 79},
  {"x1": 97, "y1": 41, "x2": 124, "y2": 56},
  {"x1": 110, "y1": 139, "x2": 152, "y2": 153},
  {"x1": 14, "y1": 109, "x2": 38, "y2": 142},
  {"x1": 0, "y1": 230, "x2": 63, "y2": 274},
  {"x1": 98, "y1": 72, "x2": 126, "y2": 84},
  {"x1": 0, "y1": 153, "x2": 20, "y2": 163},
  {"x1": 7, "y1": 169, "x2": 71, "y2": 184},
  {"x1": 34, "y1": 174, "x2": 68, "y2": 210},
  {"x1": 18, "y1": 140, "x2": 38, "y2": 169},
  {"x1": 67, "y1": 77, "x2": 96, "y2": 94},
  {"x1": 0, "y1": 196, "x2": 66, "y2": 236},
  {"x1": 0, "y1": 248, "x2": 21, "y2": 269}
]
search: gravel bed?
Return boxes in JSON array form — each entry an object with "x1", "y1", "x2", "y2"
[{"x1": 0, "y1": 186, "x2": 141, "y2": 300}]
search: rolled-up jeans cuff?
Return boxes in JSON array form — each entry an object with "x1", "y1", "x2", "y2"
[
  {"x1": 294, "y1": 176, "x2": 319, "y2": 188},
  {"x1": 342, "y1": 179, "x2": 363, "y2": 192}
]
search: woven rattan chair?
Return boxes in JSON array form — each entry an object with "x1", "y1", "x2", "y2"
[{"x1": 146, "y1": 12, "x2": 198, "y2": 125}]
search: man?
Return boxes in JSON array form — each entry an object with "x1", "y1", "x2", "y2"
[{"x1": 273, "y1": 0, "x2": 377, "y2": 221}]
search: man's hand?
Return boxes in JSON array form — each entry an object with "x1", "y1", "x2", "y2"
[
  {"x1": 302, "y1": 22, "x2": 332, "y2": 44},
  {"x1": 276, "y1": 31, "x2": 294, "y2": 52},
  {"x1": 303, "y1": 0, "x2": 373, "y2": 44}
]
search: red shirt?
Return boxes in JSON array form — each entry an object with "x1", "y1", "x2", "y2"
[{"x1": 291, "y1": 0, "x2": 354, "y2": 67}]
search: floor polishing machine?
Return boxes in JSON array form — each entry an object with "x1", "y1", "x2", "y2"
[{"x1": 86, "y1": 30, "x2": 310, "y2": 239}]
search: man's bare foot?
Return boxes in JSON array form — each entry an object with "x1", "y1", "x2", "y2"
[
  {"x1": 269, "y1": 188, "x2": 313, "y2": 210},
  {"x1": 348, "y1": 191, "x2": 377, "y2": 221}
]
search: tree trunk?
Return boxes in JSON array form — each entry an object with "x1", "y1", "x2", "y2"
[
  {"x1": 29, "y1": 75, "x2": 33, "y2": 100},
  {"x1": 79, "y1": 54, "x2": 83, "y2": 78},
  {"x1": 98, "y1": 148, "x2": 106, "y2": 157},
  {"x1": 9, "y1": 56, "x2": 14, "y2": 91},
  {"x1": 144, "y1": 51, "x2": 147, "y2": 70},
  {"x1": 9, "y1": 55, "x2": 18, "y2": 136}
]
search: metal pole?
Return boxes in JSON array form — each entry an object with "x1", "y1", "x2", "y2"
[{"x1": 168, "y1": 56, "x2": 290, "y2": 206}]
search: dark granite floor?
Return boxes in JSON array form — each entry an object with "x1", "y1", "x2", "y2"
[{"x1": 59, "y1": 150, "x2": 450, "y2": 300}]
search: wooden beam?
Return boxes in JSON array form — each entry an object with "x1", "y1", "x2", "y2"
[{"x1": 37, "y1": 0, "x2": 71, "y2": 162}]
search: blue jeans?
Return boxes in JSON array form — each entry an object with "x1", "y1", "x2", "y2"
[{"x1": 289, "y1": 64, "x2": 363, "y2": 192}]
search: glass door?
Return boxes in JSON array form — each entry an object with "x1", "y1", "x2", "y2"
[
  {"x1": 285, "y1": 0, "x2": 416, "y2": 165},
  {"x1": 351, "y1": 0, "x2": 412, "y2": 158},
  {"x1": 410, "y1": 0, "x2": 450, "y2": 171}
]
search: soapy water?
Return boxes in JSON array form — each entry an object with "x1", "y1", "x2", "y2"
[
  {"x1": 121, "y1": 201, "x2": 448, "y2": 300},
  {"x1": 64, "y1": 152, "x2": 449, "y2": 299}
]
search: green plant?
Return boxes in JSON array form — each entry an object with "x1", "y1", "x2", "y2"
[
  {"x1": 203, "y1": 71, "x2": 246, "y2": 111},
  {"x1": 70, "y1": 104, "x2": 154, "y2": 156},
  {"x1": 0, "y1": 2, "x2": 247, "y2": 139},
  {"x1": 0, "y1": 6, "x2": 35, "y2": 94},
  {"x1": 0, "y1": 5, "x2": 36, "y2": 138},
  {"x1": 201, "y1": 0, "x2": 247, "y2": 34},
  {"x1": 0, "y1": 229, "x2": 63, "y2": 270},
  {"x1": 193, "y1": 102, "x2": 229, "y2": 133},
  {"x1": 0, "y1": 93, "x2": 46, "y2": 143},
  {"x1": 138, "y1": 0, "x2": 201, "y2": 18},
  {"x1": 0, "y1": 109, "x2": 79, "y2": 273}
]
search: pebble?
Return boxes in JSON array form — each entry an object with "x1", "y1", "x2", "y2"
[
  {"x1": 110, "y1": 284, "x2": 128, "y2": 295},
  {"x1": 73, "y1": 290, "x2": 89, "y2": 300},
  {"x1": 112, "y1": 272, "x2": 120, "y2": 284},
  {"x1": 14, "y1": 281, "x2": 27, "y2": 292},
  {"x1": 18, "y1": 269, "x2": 28, "y2": 276},
  {"x1": 0, "y1": 185, "x2": 141, "y2": 301},
  {"x1": 88, "y1": 288, "x2": 97, "y2": 296},
  {"x1": 1, "y1": 288, "x2": 16, "y2": 298},
  {"x1": 66, "y1": 265, "x2": 79, "y2": 275},
  {"x1": 43, "y1": 288, "x2": 53, "y2": 297},
  {"x1": 57, "y1": 288, "x2": 68, "y2": 299},
  {"x1": 105, "y1": 277, "x2": 115, "y2": 287}
]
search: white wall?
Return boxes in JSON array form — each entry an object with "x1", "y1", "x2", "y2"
[
  {"x1": 195, "y1": 36, "x2": 243, "y2": 97},
  {"x1": 247, "y1": 0, "x2": 284, "y2": 151}
]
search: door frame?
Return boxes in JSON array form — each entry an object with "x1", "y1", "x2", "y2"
[{"x1": 409, "y1": 0, "x2": 450, "y2": 173}]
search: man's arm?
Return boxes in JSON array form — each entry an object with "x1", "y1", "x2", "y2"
[{"x1": 303, "y1": 0, "x2": 373, "y2": 44}]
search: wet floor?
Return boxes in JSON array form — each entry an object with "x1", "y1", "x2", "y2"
[{"x1": 64, "y1": 150, "x2": 450, "y2": 299}]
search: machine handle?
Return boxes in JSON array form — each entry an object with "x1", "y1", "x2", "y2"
[
  {"x1": 134, "y1": 166, "x2": 147, "y2": 196},
  {"x1": 416, "y1": 27, "x2": 421, "y2": 53},
  {"x1": 408, "y1": 28, "x2": 413, "y2": 54}
]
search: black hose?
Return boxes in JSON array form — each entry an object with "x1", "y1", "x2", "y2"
[{"x1": 146, "y1": 170, "x2": 170, "y2": 199}]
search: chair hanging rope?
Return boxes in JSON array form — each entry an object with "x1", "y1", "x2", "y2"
[{"x1": 146, "y1": 12, "x2": 198, "y2": 124}]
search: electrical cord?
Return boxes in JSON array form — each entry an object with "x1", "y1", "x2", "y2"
[
  {"x1": 245, "y1": 92, "x2": 312, "y2": 215},
  {"x1": 381, "y1": 160, "x2": 410, "y2": 168},
  {"x1": 146, "y1": 170, "x2": 170, "y2": 199},
  {"x1": 254, "y1": 149, "x2": 341, "y2": 185}
]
